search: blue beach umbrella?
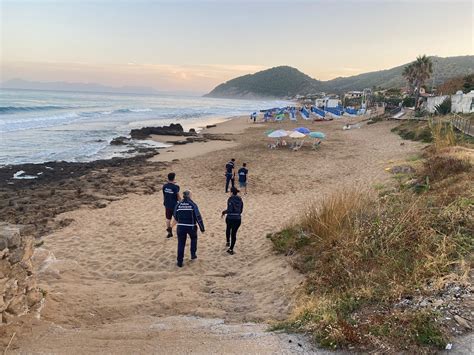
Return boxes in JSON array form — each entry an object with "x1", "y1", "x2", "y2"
[
  {"x1": 309, "y1": 131, "x2": 326, "y2": 139},
  {"x1": 295, "y1": 127, "x2": 311, "y2": 134}
]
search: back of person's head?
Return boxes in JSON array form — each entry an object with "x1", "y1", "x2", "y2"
[
  {"x1": 231, "y1": 158, "x2": 235, "y2": 162},
  {"x1": 183, "y1": 190, "x2": 191, "y2": 199},
  {"x1": 243, "y1": 163, "x2": 247, "y2": 167},
  {"x1": 230, "y1": 187, "x2": 239, "y2": 195},
  {"x1": 168, "y1": 172, "x2": 176, "y2": 181}
]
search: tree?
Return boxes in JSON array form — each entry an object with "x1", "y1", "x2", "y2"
[
  {"x1": 435, "y1": 97, "x2": 451, "y2": 115},
  {"x1": 403, "y1": 55, "x2": 433, "y2": 111}
]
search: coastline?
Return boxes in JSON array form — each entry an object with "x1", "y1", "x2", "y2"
[{"x1": 2, "y1": 114, "x2": 428, "y2": 352}]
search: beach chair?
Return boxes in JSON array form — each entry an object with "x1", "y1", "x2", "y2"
[
  {"x1": 292, "y1": 139, "x2": 305, "y2": 151},
  {"x1": 312, "y1": 140, "x2": 321, "y2": 150}
]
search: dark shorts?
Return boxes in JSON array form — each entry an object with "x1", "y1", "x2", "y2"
[
  {"x1": 239, "y1": 181, "x2": 247, "y2": 187},
  {"x1": 165, "y1": 208, "x2": 174, "y2": 220}
]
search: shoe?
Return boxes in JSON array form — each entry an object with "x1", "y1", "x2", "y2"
[
  {"x1": 166, "y1": 227, "x2": 173, "y2": 238},
  {"x1": 177, "y1": 262, "x2": 183, "y2": 268},
  {"x1": 226, "y1": 249, "x2": 234, "y2": 255},
  {"x1": 226, "y1": 242, "x2": 230, "y2": 247},
  {"x1": 191, "y1": 255, "x2": 197, "y2": 260}
]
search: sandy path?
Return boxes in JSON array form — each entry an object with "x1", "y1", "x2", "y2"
[{"x1": 12, "y1": 117, "x2": 424, "y2": 353}]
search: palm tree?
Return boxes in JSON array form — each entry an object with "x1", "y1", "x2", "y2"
[
  {"x1": 402, "y1": 63, "x2": 416, "y2": 94},
  {"x1": 403, "y1": 55, "x2": 433, "y2": 110}
]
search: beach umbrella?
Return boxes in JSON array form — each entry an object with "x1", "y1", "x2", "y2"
[
  {"x1": 267, "y1": 129, "x2": 288, "y2": 138},
  {"x1": 295, "y1": 127, "x2": 311, "y2": 134},
  {"x1": 309, "y1": 131, "x2": 326, "y2": 139},
  {"x1": 289, "y1": 131, "x2": 306, "y2": 138}
]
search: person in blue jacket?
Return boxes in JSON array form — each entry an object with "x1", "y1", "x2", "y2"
[
  {"x1": 221, "y1": 187, "x2": 243, "y2": 255},
  {"x1": 172, "y1": 190, "x2": 205, "y2": 267},
  {"x1": 224, "y1": 158, "x2": 236, "y2": 193},
  {"x1": 237, "y1": 163, "x2": 248, "y2": 195},
  {"x1": 162, "y1": 172, "x2": 181, "y2": 238}
]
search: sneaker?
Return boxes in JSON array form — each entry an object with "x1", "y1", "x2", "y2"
[
  {"x1": 176, "y1": 262, "x2": 183, "y2": 268},
  {"x1": 226, "y1": 249, "x2": 234, "y2": 255},
  {"x1": 191, "y1": 255, "x2": 197, "y2": 260}
]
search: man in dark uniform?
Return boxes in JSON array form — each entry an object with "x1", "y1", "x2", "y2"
[
  {"x1": 162, "y1": 172, "x2": 181, "y2": 238},
  {"x1": 172, "y1": 190, "x2": 205, "y2": 267},
  {"x1": 225, "y1": 158, "x2": 236, "y2": 193}
]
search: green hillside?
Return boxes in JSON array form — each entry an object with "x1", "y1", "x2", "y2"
[
  {"x1": 205, "y1": 56, "x2": 474, "y2": 98},
  {"x1": 205, "y1": 66, "x2": 323, "y2": 99}
]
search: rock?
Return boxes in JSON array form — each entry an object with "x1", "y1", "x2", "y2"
[
  {"x1": 26, "y1": 289, "x2": 42, "y2": 307},
  {"x1": 389, "y1": 165, "x2": 416, "y2": 174},
  {"x1": 454, "y1": 315, "x2": 471, "y2": 329},
  {"x1": 6, "y1": 294, "x2": 27, "y2": 316},
  {"x1": 0, "y1": 224, "x2": 21, "y2": 250},
  {"x1": 130, "y1": 124, "x2": 196, "y2": 139},
  {"x1": 110, "y1": 136, "x2": 130, "y2": 145}
]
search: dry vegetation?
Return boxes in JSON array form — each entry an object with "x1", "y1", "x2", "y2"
[{"x1": 268, "y1": 126, "x2": 473, "y2": 352}]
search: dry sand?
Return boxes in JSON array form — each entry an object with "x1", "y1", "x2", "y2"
[{"x1": 10, "y1": 115, "x2": 426, "y2": 354}]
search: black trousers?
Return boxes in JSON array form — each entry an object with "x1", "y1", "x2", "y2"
[
  {"x1": 225, "y1": 174, "x2": 235, "y2": 192},
  {"x1": 177, "y1": 225, "x2": 197, "y2": 264},
  {"x1": 225, "y1": 218, "x2": 241, "y2": 250}
]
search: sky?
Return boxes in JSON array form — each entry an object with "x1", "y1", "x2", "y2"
[{"x1": 1, "y1": 0, "x2": 473, "y2": 93}]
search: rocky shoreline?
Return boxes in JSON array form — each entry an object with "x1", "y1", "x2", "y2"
[
  {"x1": 0, "y1": 152, "x2": 169, "y2": 239},
  {"x1": 0, "y1": 123, "x2": 233, "y2": 240}
]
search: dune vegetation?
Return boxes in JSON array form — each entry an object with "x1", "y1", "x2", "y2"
[{"x1": 268, "y1": 125, "x2": 473, "y2": 352}]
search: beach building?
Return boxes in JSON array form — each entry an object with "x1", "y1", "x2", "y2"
[
  {"x1": 427, "y1": 95, "x2": 450, "y2": 113},
  {"x1": 315, "y1": 97, "x2": 341, "y2": 108},
  {"x1": 451, "y1": 90, "x2": 474, "y2": 113},
  {"x1": 426, "y1": 90, "x2": 474, "y2": 114},
  {"x1": 344, "y1": 91, "x2": 363, "y2": 99}
]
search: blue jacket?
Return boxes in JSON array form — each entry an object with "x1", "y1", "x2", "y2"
[
  {"x1": 174, "y1": 198, "x2": 205, "y2": 232},
  {"x1": 222, "y1": 195, "x2": 243, "y2": 220}
]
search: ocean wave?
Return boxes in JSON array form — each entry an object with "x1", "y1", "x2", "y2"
[
  {"x1": 0, "y1": 105, "x2": 72, "y2": 114},
  {"x1": 0, "y1": 112, "x2": 80, "y2": 133},
  {"x1": 114, "y1": 108, "x2": 153, "y2": 113}
]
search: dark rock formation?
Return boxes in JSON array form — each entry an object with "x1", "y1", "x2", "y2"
[
  {"x1": 130, "y1": 124, "x2": 197, "y2": 139},
  {"x1": 110, "y1": 136, "x2": 131, "y2": 145}
]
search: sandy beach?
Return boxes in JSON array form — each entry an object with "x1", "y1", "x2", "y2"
[{"x1": 2, "y1": 115, "x2": 427, "y2": 353}]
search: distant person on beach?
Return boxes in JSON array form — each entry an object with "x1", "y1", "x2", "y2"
[
  {"x1": 221, "y1": 187, "x2": 243, "y2": 255},
  {"x1": 238, "y1": 163, "x2": 248, "y2": 194},
  {"x1": 162, "y1": 172, "x2": 181, "y2": 238},
  {"x1": 225, "y1": 158, "x2": 235, "y2": 193},
  {"x1": 172, "y1": 190, "x2": 205, "y2": 267},
  {"x1": 251, "y1": 112, "x2": 257, "y2": 123}
]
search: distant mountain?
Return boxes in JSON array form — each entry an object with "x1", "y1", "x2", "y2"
[
  {"x1": 205, "y1": 56, "x2": 474, "y2": 98},
  {"x1": 1, "y1": 79, "x2": 158, "y2": 95}
]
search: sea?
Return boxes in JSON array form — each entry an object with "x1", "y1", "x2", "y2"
[{"x1": 0, "y1": 89, "x2": 290, "y2": 166}]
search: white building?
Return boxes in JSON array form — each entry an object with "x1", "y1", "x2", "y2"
[
  {"x1": 426, "y1": 90, "x2": 474, "y2": 114},
  {"x1": 426, "y1": 95, "x2": 449, "y2": 113},
  {"x1": 451, "y1": 90, "x2": 474, "y2": 114}
]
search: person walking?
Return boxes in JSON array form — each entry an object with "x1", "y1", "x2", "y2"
[
  {"x1": 172, "y1": 190, "x2": 205, "y2": 267},
  {"x1": 225, "y1": 158, "x2": 235, "y2": 193},
  {"x1": 162, "y1": 172, "x2": 181, "y2": 238},
  {"x1": 221, "y1": 187, "x2": 243, "y2": 255},
  {"x1": 237, "y1": 162, "x2": 248, "y2": 195}
]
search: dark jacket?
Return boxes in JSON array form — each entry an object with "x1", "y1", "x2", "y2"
[
  {"x1": 222, "y1": 195, "x2": 243, "y2": 220},
  {"x1": 174, "y1": 198, "x2": 205, "y2": 232}
]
